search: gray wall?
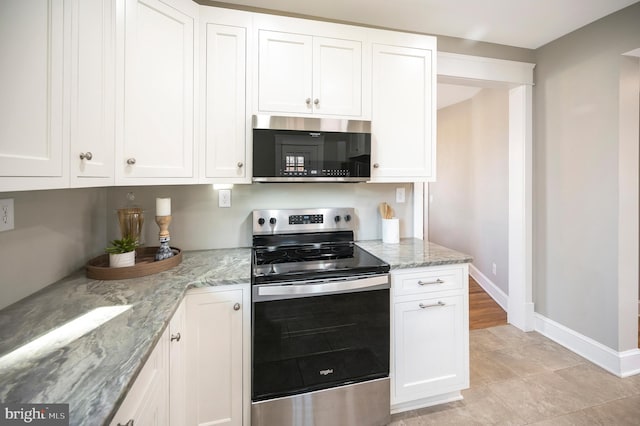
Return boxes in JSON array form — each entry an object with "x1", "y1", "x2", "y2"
[
  {"x1": 106, "y1": 183, "x2": 414, "y2": 249},
  {"x1": 533, "y1": 2, "x2": 640, "y2": 350},
  {"x1": 0, "y1": 188, "x2": 107, "y2": 309},
  {"x1": 429, "y1": 88, "x2": 509, "y2": 294}
]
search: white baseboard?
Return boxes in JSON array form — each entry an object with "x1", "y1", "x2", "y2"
[
  {"x1": 469, "y1": 264, "x2": 508, "y2": 311},
  {"x1": 391, "y1": 391, "x2": 463, "y2": 414},
  {"x1": 534, "y1": 313, "x2": 640, "y2": 377}
]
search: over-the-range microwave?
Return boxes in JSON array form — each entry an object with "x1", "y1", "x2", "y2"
[{"x1": 252, "y1": 115, "x2": 371, "y2": 182}]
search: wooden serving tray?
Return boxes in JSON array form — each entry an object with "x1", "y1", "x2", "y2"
[{"x1": 86, "y1": 246, "x2": 182, "y2": 280}]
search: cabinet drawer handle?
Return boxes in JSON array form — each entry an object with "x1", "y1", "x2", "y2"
[
  {"x1": 237, "y1": 162, "x2": 243, "y2": 168},
  {"x1": 117, "y1": 420, "x2": 134, "y2": 426},
  {"x1": 373, "y1": 163, "x2": 379, "y2": 168},
  {"x1": 305, "y1": 98, "x2": 311, "y2": 105},
  {"x1": 417, "y1": 279, "x2": 445, "y2": 286},
  {"x1": 79, "y1": 152, "x2": 93, "y2": 161},
  {"x1": 314, "y1": 98, "x2": 319, "y2": 105},
  {"x1": 170, "y1": 332, "x2": 181, "y2": 342},
  {"x1": 419, "y1": 301, "x2": 446, "y2": 309},
  {"x1": 233, "y1": 303, "x2": 241, "y2": 311},
  {"x1": 126, "y1": 158, "x2": 136, "y2": 165}
]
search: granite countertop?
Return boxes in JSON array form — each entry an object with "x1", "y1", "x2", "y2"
[
  {"x1": 0, "y1": 248, "x2": 251, "y2": 426},
  {"x1": 0, "y1": 239, "x2": 469, "y2": 426},
  {"x1": 357, "y1": 238, "x2": 473, "y2": 269}
]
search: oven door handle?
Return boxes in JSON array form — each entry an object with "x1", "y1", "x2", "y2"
[{"x1": 256, "y1": 275, "x2": 389, "y2": 298}]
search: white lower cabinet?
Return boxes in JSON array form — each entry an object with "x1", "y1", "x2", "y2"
[
  {"x1": 110, "y1": 299, "x2": 185, "y2": 426},
  {"x1": 185, "y1": 284, "x2": 250, "y2": 426},
  {"x1": 391, "y1": 264, "x2": 469, "y2": 413}
]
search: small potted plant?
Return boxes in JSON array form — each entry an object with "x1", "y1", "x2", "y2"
[{"x1": 105, "y1": 236, "x2": 138, "y2": 268}]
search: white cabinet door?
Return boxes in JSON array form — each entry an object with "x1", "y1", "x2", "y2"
[
  {"x1": 70, "y1": 0, "x2": 115, "y2": 187},
  {"x1": 116, "y1": 0, "x2": 197, "y2": 184},
  {"x1": 392, "y1": 293, "x2": 468, "y2": 404},
  {"x1": 312, "y1": 37, "x2": 361, "y2": 116},
  {"x1": 258, "y1": 30, "x2": 312, "y2": 114},
  {"x1": 186, "y1": 287, "x2": 246, "y2": 426},
  {"x1": 371, "y1": 43, "x2": 435, "y2": 182},
  {"x1": 257, "y1": 30, "x2": 362, "y2": 117},
  {"x1": 201, "y1": 13, "x2": 249, "y2": 181},
  {"x1": 0, "y1": 0, "x2": 68, "y2": 190},
  {"x1": 169, "y1": 299, "x2": 186, "y2": 426},
  {"x1": 110, "y1": 327, "x2": 170, "y2": 426}
]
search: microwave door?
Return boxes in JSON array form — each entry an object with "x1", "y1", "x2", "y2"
[{"x1": 275, "y1": 135, "x2": 325, "y2": 178}]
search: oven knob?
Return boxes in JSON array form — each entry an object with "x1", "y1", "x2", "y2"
[
  {"x1": 258, "y1": 218, "x2": 265, "y2": 226},
  {"x1": 269, "y1": 217, "x2": 277, "y2": 225},
  {"x1": 344, "y1": 214, "x2": 352, "y2": 222},
  {"x1": 334, "y1": 215, "x2": 341, "y2": 223}
]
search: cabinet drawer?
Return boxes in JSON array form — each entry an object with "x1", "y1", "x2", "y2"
[{"x1": 392, "y1": 266, "x2": 464, "y2": 296}]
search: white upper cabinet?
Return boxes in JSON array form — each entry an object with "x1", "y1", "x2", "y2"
[
  {"x1": 370, "y1": 36, "x2": 436, "y2": 182},
  {"x1": 199, "y1": 7, "x2": 251, "y2": 183},
  {"x1": 0, "y1": 0, "x2": 68, "y2": 191},
  {"x1": 116, "y1": 0, "x2": 198, "y2": 184},
  {"x1": 70, "y1": 0, "x2": 116, "y2": 187},
  {"x1": 257, "y1": 27, "x2": 363, "y2": 117}
]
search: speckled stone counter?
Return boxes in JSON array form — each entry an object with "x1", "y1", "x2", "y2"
[
  {"x1": 0, "y1": 248, "x2": 251, "y2": 426},
  {"x1": 356, "y1": 238, "x2": 472, "y2": 269}
]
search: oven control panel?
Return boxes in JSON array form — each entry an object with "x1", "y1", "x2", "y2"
[
  {"x1": 253, "y1": 208, "x2": 356, "y2": 235},
  {"x1": 289, "y1": 214, "x2": 323, "y2": 225}
]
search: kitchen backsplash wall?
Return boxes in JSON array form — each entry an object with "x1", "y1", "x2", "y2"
[
  {"x1": 0, "y1": 188, "x2": 108, "y2": 310},
  {"x1": 107, "y1": 183, "x2": 414, "y2": 250},
  {"x1": 0, "y1": 183, "x2": 413, "y2": 310}
]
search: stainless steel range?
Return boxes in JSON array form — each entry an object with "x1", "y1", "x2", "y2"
[{"x1": 251, "y1": 208, "x2": 391, "y2": 426}]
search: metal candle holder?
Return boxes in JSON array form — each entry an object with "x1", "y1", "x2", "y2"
[{"x1": 155, "y1": 215, "x2": 174, "y2": 261}]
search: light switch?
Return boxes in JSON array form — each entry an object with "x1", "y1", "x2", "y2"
[
  {"x1": 0, "y1": 199, "x2": 15, "y2": 232},
  {"x1": 396, "y1": 187, "x2": 405, "y2": 203},
  {"x1": 218, "y1": 189, "x2": 231, "y2": 208}
]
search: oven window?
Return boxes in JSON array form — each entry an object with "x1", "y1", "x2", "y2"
[{"x1": 252, "y1": 288, "x2": 389, "y2": 401}]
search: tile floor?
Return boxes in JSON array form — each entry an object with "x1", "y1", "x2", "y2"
[{"x1": 389, "y1": 325, "x2": 640, "y2": 425}]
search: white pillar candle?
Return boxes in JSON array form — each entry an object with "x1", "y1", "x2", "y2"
[{"x1": 156, "y1": 198, "x2": 171, "y2": 216}]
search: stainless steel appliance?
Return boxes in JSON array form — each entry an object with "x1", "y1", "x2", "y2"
[
  {"x1": 251, "y1": 208, "x2": 391, "y2": 426},
  {"x1": 252, "y1": 115, "x2": 371, "y2": 182}
]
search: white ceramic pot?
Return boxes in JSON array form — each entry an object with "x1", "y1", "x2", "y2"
[{"x1": 109, "y1": 251, "x2": 136, "y2": 268}]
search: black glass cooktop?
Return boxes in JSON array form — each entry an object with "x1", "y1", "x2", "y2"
[{"x1": 251, "y1": 232, "x2": 389, "y2": 285}]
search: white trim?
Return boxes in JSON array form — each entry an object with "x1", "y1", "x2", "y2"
[
  {"x1": 534, "y1": 313, "x2": 640, "y2": 378},
  {"x1": 507, "y1": 84, "x2": 534, "y2": 332},
  {"x1": 469, "y1": 264, "x2": 508, "y2": 311},
  {"x1": 437, "y1": 52, "x2": 535, "y2": 86},
  {"x1": 413, "y1": 182, "x2": 424, "y2": 239},
  {"x1": 437, "y1": 52, "x2": 535, "y2": 332},
  {"x1": 391, "y1": 391, "x2": 462, "y2": 414}
]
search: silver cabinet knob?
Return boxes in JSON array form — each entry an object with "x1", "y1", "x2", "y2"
[
  {"x1": 170, "y1": 333, "x2": 181, "y2": 342},
  {"x1": 79, "y1": 152, "x2": 93, "y2": 161},
  {"x1": 373, "y1": 163, "x2": 379, "y2": 168},
  {"x1": 305, "y1": 98, "x2": 311, "y2": 105},
  {"x1": 233, "y1": 303, "x2": 240, "y2": 311},
  {"x1": 126, "y1": 158, "x2": 136, "y2": 165},
  {"x1": 237, "y1": 162, "x2": 243, "y2": 168},
  {"x1": 314, "y1": 98, "x2": 319, "y2": 105}
]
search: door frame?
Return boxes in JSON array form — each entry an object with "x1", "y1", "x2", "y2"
[{"x1": 416, "y1": 52, "x2": 535, "y2": 331}]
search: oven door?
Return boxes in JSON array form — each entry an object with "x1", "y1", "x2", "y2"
[{"x1": 251, "y1": 274, "x2": 390, "y2": 403}]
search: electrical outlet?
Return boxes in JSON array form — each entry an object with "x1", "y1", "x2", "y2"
[
  {"x1": 0, "y1": 199, "x2": 15, "y2": 232},
  {"x1": 218, "y1": 189, "x2": 231, "y2": 208},
  {"x1": 396, "y1": 187, "x2": 406, "y2": 203},
  {"x1": 492, "y1": 262, "x2": 497, "y2": 275}
]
